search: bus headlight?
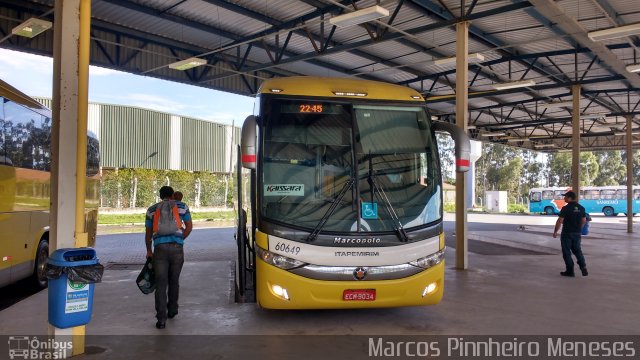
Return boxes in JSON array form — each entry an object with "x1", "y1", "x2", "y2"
[
  {"x1": 409, "y1": 249, "x2": 445, "y2": 269},
  {"x1": 257, "y1": 247, "x2": 307, "y2": 270}
]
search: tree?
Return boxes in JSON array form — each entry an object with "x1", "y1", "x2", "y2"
[
  {"x1": 548, "y1": 152, "x2": 599, "y2": 186},
  {"x1": 593, "y1": 151, "x2": 626, "y2": 186},
  {"x1": 620, "y1": 149, "x2": 640, "y2": 185},
  {"x1": 579, "y1": 152, "x2": 599, "y2": 186}
]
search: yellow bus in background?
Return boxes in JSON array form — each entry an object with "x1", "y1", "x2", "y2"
[
  {"x1": 236, "y1": 77, "x2": 469, "y2": 309},
  {"x1": 0, "y1": 78, "x2": 100, "y2": 289}
]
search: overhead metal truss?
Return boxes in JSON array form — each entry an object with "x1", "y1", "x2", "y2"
[{"x1": 0, "y1": 0, "x2": 638, "y2": 151}]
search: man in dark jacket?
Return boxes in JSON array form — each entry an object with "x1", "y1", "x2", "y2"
[{"x1": 552, "y1": 191, "x2": 588, "y2": 277}]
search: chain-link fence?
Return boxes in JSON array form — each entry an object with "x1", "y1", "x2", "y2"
[{"x1": 100, "y1": 169, "x2": 236, "y2": 209}]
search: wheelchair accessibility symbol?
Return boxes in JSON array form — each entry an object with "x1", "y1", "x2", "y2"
[{"x1": 362, "y1": 202, "x2": 378, "y2": 219}]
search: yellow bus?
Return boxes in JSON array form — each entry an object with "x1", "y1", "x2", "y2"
[
  {"x1": 236, "y1": 77, "x2": 469, "y2": 309},
  {"x1": 0, "y1": 79, "x2": 100, "y2": 289}
]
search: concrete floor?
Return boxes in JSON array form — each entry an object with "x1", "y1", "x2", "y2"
[{"x1": 0, "y1": 214, "x2": 638, "y2": 359}]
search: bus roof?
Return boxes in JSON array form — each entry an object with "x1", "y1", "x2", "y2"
[
  {"x1": 530, "y1": 185, "x2": 639, "y2": 193},
  {"x1": 257, "y1": 76, "x2": 424, "y2": 102},
  {"x1": 0, "y1": 78, "x2": 52, "y2": 118}
]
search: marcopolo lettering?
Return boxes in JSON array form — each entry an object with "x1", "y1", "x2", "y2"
[{"x1": 333, "y1": 237, "x2": 381, "y2": 244}]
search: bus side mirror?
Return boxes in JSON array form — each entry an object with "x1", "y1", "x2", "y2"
[
  {"x1": 432, "y1": 121, "x2": 470, "y2": 173},
  {"x1": 241, "y1": 115, "x2": 257, "y2": 170}
]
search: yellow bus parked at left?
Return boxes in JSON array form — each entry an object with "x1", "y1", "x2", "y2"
[{"x1": 0, "y1": 78, "x2": 100, "y2": 289}]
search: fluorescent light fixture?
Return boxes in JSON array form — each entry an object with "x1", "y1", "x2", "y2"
[
  {"x1": 507, "y1": 138, "x2": 530, "y2": 142},
  {"x1": 431, "y1": 115, "x2": 439, "y2": 121},
  {"x1": 581, "y1": 113, "x2": 606, "y2": 120},
  {"x1": 626, "y1": 64, "x2": 640, "y2": 73},
  {"x1": 270, "y1": 88, "x2": 283, "y2": 93},
  {"x1": 633, "y1": 140, "x2": 640, "y2": 144},
  {"x1": 480, "y1": 132, "x2": 506, "y2": 137},
  {"x1": 329, "y1": 5, "x2": 389, "y2": 28},
  {"x1": 613, "y1": 132, "x2": 626, "y2": 136},
  {"x1": 534, "y1": 143, "x2": 556, "y2": 148},
  {"x1": 606, "y1": 123, "x2": 627, "y2": 128},
  {"x1": 168, "y1": 57, "x2": 206, "y2": 70},
  {"x1": 541, "y1": 101, "x2": 573, "y2": 109},
  {"x1": 492, "y1": 79, "x2": 536, "y2": 90},
  {"x1": 587, "y1": 22, "x2": 640, "y2": 41},
  {"x1": 410, "y1": 95, "x2": 422, "y2": 99},
  {"x1": 433, "y1": 53, "x2": 485, "y2": 66},
  {"x1": 467, "y1": 125, "x2": 476, "y2": 129},
  {"x1": 12, "y1": 18, "x2": 52, "y2": 38}
]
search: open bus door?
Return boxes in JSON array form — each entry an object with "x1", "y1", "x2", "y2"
[{"x1": 234, "y1": 116, "x2": 258, "y2": 303}]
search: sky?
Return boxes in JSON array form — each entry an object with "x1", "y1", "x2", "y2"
[{"x1": 0, "y1": 48, "x2": 255, "y2": 126}]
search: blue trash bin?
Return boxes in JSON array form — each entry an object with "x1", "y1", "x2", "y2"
[{"x1": 47, "y1": 248, "x2": 99, "y2": 329}]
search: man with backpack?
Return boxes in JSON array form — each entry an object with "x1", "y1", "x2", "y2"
[{"x1": 145, "y1": 186, "x2": 193, "y2": 329}]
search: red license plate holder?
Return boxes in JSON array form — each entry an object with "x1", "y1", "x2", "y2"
[{"x1": 343, "y1": 289, "x2": 376, "y2": 301}]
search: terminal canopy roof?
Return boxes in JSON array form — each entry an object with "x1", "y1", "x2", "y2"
[{"x1": 1, "y1": 0, "x2": 639, "y2": 151}]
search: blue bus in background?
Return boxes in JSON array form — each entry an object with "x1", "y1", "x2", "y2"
[{"x1": 529, "y1": 186, "x2": 640, "y2": 216}]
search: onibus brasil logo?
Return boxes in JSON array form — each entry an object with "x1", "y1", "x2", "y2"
[{"x1": 8, "y1": 336, "x2": 72, "y2": 359}]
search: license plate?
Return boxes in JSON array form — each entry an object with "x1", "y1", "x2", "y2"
[{"x1": 343, "y1": 289, "x2": 376, "y2": 301}]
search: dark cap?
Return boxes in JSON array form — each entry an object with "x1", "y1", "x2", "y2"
[{"x1": 563, "y1": 191, "x2": 576, "y2": 199}]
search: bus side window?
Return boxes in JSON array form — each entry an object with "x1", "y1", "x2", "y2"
[
  {"x1": 601, "y1": 189, "x2": 615, "y2": 200},
  {"x1": 587, "y1": 190, "x2": 600, "y2": 200},
  {"x1": 530, "y1": 192, "x2": 541, "y2": 202},
  {"x1": 634, "y1": 189, "x2": 640, "y2": 200},
  {"x1": 616, "y1": 189, "x2": 626, "y2": 200},
  {"x1": 542, "y1": 190, "x2": 554, "y2": 200},
  {"x1": 554, "y1": 190, "x2": 565, "y2": 200}
]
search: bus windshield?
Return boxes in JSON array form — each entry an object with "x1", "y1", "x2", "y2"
[{"x1": 261, "y1": 99, "x2": 441, "y2": 234}]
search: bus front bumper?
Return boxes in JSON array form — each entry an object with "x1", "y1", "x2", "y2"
[{"x1": 256, "y1": 258, "x2": 444, "y2": 309}]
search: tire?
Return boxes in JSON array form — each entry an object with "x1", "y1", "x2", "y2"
[
  {"x1": 544, "y1": 206, "x2": 555, "y2": 215},
  {"x1": 602, "y1": 206, "x2": 615, "y2": 217},
  {"x1": 30, "y1": 239, "x2": 49, "y2": 290}
]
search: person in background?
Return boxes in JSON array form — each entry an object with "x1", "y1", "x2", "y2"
[
  {"x1": 552, "y1": 191, "x2": 588, "y2": 277},
  {"x1": 145, "y1": 186, "x2": 192, "y2": 329},
  {"x1": 173, "y1": 191, "x2": 183, "y2": 202}
]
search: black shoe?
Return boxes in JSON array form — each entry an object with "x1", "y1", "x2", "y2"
[
  {"x1": 155, "y1": 321, "x2": 166, "y2": 329},
  {"x1": 580, "y1": 268, "x2": 588, "y2": 276},
  {"x1": 560, "y1": 271, "x2": 575, "y2": 277},
  {"x1": 168, "y1": 311, "x2": 178, "y2": 319}
]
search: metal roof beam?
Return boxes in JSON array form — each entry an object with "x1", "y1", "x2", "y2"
[
  {"x1": 528, "y1": 0, "x2": 640, "y2": 88},
  {"x1": 410, "y1": 0, "x2": 622, "y2": 114},
  {"x1": 98, "y1": 0, "x2": 360, "y2": 80},
  {"x1": 425, "y1": 75, "x2": 626, "y2": 103},
  {"x1": 202, "y1": 1, "x2": 533, "y2": 81}
]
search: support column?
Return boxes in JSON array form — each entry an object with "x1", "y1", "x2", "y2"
[
  {"x1": 455, "y1": 21, "x2": 469, "y2": 269},
  {"x1": 50, "y1": 0, "x2": 91, "y2": 356},
  {"x1": 627, "y1": 116, "x2": 634, "y2": 233},
  {"x1": 571, "y1": 85, "x2": 580, "y2": 198}
]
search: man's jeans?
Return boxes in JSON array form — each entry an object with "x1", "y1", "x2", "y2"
[
  {"x1": 153, "y1": 243, "x2": 184, "y2": 322},
  {"x1": 560, "y1": 232, "x2": 586, "y2": 272}
]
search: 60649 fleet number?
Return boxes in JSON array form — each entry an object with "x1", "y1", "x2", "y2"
[{"x1": 274, "y1": 242, "x2": 301, "y2": 256}]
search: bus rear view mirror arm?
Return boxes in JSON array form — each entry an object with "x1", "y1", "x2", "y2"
[{"x1": 432, "y1": 122, "x2": 471, "y2": 173}]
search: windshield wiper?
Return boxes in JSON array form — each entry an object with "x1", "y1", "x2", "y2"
[
  {"x1": 367, "y1": 155, "x2": 409, "y2": 242},
  {"x1": 306, "y1": 177, "x2": 355, "y2": 242}
]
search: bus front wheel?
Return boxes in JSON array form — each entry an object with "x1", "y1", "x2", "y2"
[
  {"x1": 544, "y1": 206, "x2": 555, "y2": 215},
  {"x1": 603, "y1": 207, "x2": 615, "y2": 217}
]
